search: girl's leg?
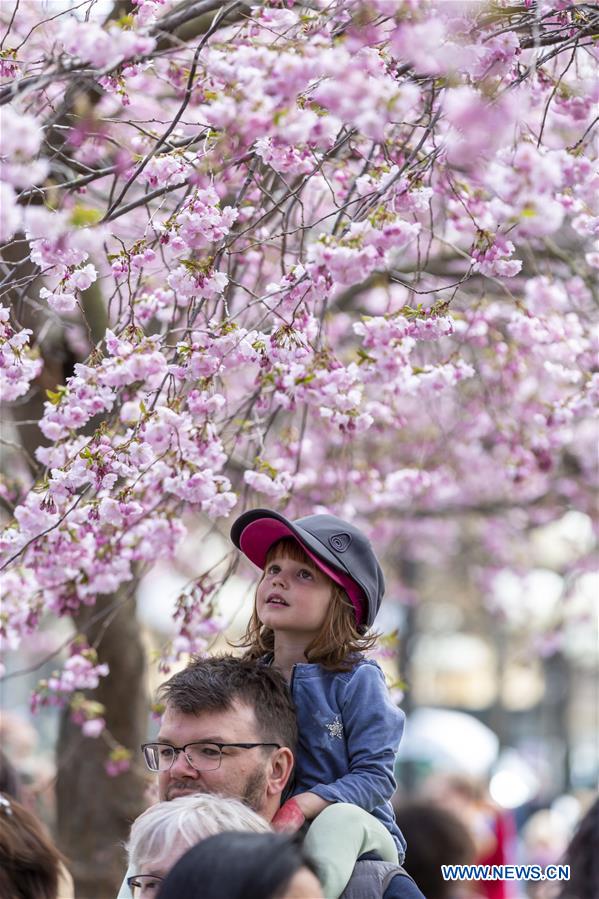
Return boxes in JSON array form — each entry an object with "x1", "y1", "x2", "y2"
[{"x1": 304, "y1": 803, "x2": 399, "y2": 899}]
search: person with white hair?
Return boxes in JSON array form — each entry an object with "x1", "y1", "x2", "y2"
[{"x1": 123, "y1": 792, "x2": 271, "y2": 898}]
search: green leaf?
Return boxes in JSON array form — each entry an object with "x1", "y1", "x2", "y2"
[
  {"x1": 255, "y1": 457, "x2": 278, "y2": 478},
  {"x1": 116, "y1": 13, "x2": 134, "y2": 29},
  {"x1": 69, "y1": 205, "x2": 102, "y2": 228},
  {"x1": 357, "y1": 348, "x2": 375, "y2": 365},
  {"x1": 45, "y1": 386, "x2": 67, "y2": 405}
]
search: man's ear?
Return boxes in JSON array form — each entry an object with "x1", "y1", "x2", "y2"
[{"x1": 266, "y1": 747, "x2": 294, "y2": 798}]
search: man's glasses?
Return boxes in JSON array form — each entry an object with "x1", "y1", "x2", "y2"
[
  {"x1": 127, "y1": 873, "x2": 163, "y2": 897},
  {"x1": 141, "y1": 740, "x2": 281, "y2": 772}
]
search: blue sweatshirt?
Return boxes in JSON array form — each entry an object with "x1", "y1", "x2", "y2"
[{"x1": 286, "y1": 656, "x2": 406, "y2": 857}]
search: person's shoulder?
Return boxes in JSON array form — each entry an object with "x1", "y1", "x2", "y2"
[
  {"x1": 344, "y1": 656, "x2": 386, "y2": 684},
  {"x1": 351, "y1": 656, "x2": 383, "y2": 672},
  {"x1": 384, "y1": 872, "x2": 426, "y2": 899},
  {"x1": 345, "y1": 859, "x2": 424, "y2": 899},
  {"x1": 294, "y1": 658, "x2": 364, "y2": 679}
]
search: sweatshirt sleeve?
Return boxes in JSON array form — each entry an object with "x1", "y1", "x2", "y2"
[{"x1": 309, "y1": 661, "x2": 404, "y2": 810}]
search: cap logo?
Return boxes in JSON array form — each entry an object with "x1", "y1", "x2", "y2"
[{"x1": 329, "y1": 533, "x2": 352, "y2": 553}]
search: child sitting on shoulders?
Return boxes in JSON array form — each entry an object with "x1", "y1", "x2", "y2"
[{"x1": 231, "y1": 508, "x2": 407, "y2": 899}]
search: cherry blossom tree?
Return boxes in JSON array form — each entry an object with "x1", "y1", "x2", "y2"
[{"x1": 1, "y1": 0, "x2": 597, "y2": 894}]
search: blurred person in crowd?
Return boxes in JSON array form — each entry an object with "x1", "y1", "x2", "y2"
[
  {"x1": 394, "y1": 800, "x2": 481, "y2": 899},
  {"x1": 0, "y1": 712, "x2": 60, "y2": 825},
  {"x1": 422, "y1": 774, "x2": 498, "y2": 858},
  {"x1": 119, "y1": 655, "x2": 425, "y2": 899},
  {"x1": 0, "y1": 748, "x2": 24, "y2": 801},
  {"x1": 0, "y1": 710, "x2": 38, "y2": 760},
  {"x1": 521, "y1": 807, "x2": 572, "y2": 897},
  {"x1": 124, "y1": 793, "x2": 271, "y2": 898},
  {"x1": 0, "y1": 791, "x2": 65, "y2": 899},
  {"x1": 554, "y1": 796, "x2": 598, "y2": 899},
  {"x1": 0, "y1": 751, "x2": 74, "y2": 898},
  {"x1": 0, "y1": 713, "x2": 37, "y2": 805},
  {"x1": 422, "y1": 774, "x2": 514, "y2": 899},
  {"x1": 157, "y1": 831, "x2": 323, "y2": 899}
]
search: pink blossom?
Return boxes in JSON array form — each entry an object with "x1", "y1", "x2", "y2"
[
  {"x1": 313, "y1": 47, "x2": 420, "y2": 141},
  {"x1": 255, "y1": 138, "x2": 313, "y2": 175},
  {"x1": 120, "y1": 400, "x2": 143, "y2": 423},
  {"x1": 0, "y1": 307, "x2": 43, "y2": 401},
  {"x1": 68, "y1": 264, "x2": 97, "y2": 291},
  {"x1": 354, "y1": 312, "x2": 454, "y2": 347},
  {"x1": 105, "y1": 747, "x2": 132, "y2": 777},
  {"x1": 105, "y1": 758, "x2": 131, "y2": 777},
  {"x1": 471, "y1": 32, "x2": 520, "y2": 81},
  {"x1": 0, "y1": 569, "x2": 41, "y2": 649},
  {"x1": 124, "y1": 517, "x2": 187, "y2": 562},
  {"x1": 111, "y1": 256, "x2": 129, "y2": 277},
  {"x1": 443, "y1": 87, "x2": 519, "y2": 167},
  {"x1": 81, "y1": 717, "x2": 106, "y2": 738},
  {"x1": 39, "y1": 366, "x2": 116, "y2": 440},
  {"x1": 0, "y1": 107, "x2": 47, "y2": 187},
  {"x1": 13, "y1": 494, "x2": 59, "y2": 539},
  {"x1": 141, "y1": 153, "x2": 187, "y2": 189},
  {"x1": 30, "y1": 646, "x2": 110, "y2": 715},
  {"x1": 132, "y1": 0, "x2": 166, "y2": 28},
  {"x1": 25, "y1": 207, "x2": 97, "y2": 270},
  {"x1": 170, "y1": 189, "x2": 238, "y2": 248},
  {"x1": 39, "y1": 289, "x2": 78, "y2": 314},
  {"x1": 187, "y1": 390, "x2": 226, "y2": 418},
  {"x1": 471, "y1": 235, "x2": 522, "y2": 279},
  {"x1": 0, "y1": 56, "x2": 19, "y2": 78},
  {"x1": 166, "y1": 266, "x2": 229, "y2": 302},
  {"x1": 59, "y1": 21, "x2": 155, "y2": 69},
  {"x1": 244, "y1": 469, "x2": 293, "y2": 500},
  {"x1": 390, "y1": 20, "x2": 451, "y2": 76},
  {"x1": 310, "y1": 237, "x2": 380, "y2": 285},
  {"x1": 524, "y1": 277, "x2": 569, "y2": 315},
  {"x1": 0, "y1": 183, "x2": 21, "y2": 242},
  {"x1": 202, "y1": 490, "x2": 237, "y2": 518},
  {"x1": 130, "y1": 247, "x2": 156, "y2": 270}
]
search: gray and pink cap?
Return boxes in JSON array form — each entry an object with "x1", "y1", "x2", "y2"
[{"x1": 230, "y1": 509, "x2": 385, "y2": 631}]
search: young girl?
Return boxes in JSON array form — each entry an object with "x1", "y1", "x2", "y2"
[{"x1": 231, "y1": 508, "x2": 407, "y2": 899}]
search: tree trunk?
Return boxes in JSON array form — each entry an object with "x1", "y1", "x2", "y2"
[
  {"x1": 56, "y1": 590, "x2": 148, "y2": 899},
  {"x1": 397, "y1": 558, "x2": 420, "y2": 793}
]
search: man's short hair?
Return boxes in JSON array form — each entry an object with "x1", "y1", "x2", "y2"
[
  {"x1": 158, "y1": 655, "x2": 298, "y2": 753},
  {"x1": 127, "y1": 794, "x2": 271, "y2": 870}
]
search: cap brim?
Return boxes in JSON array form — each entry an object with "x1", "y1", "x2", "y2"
[{"x1": 231, "y1": 509, "x2": 340, "y2": 572}]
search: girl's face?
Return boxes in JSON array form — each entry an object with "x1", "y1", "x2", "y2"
[{"x1": 256, "y1": 551, "x2": 334, "y2": 639}]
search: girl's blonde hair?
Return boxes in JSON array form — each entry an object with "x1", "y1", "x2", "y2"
[{"x1": 238, "y1": 538, "x2": 378, "y2": 671}]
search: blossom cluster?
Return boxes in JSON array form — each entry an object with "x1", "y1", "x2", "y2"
[
  {"x1": 159, "y1": 577, "x2": 227, "y2": 673},
  {"x1": 0, "y1": 0, "x2": 597, "y2": 751},
  {"x1": 0, "y1": 306, "x2": 43, "y2": 401},
  {"x1": 58, "y1": 20, "x2": 155, "y2": 70},
  {"x1": 30, "y1": 643, "x2": 109, "y2": 715}
]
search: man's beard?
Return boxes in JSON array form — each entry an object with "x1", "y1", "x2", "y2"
[
  {"x1": 165, "y1": 767, "x2": 267, "y2": 811},
  {"x1": 238, "y1": 767, "x2": 268, "y2": 813}
]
